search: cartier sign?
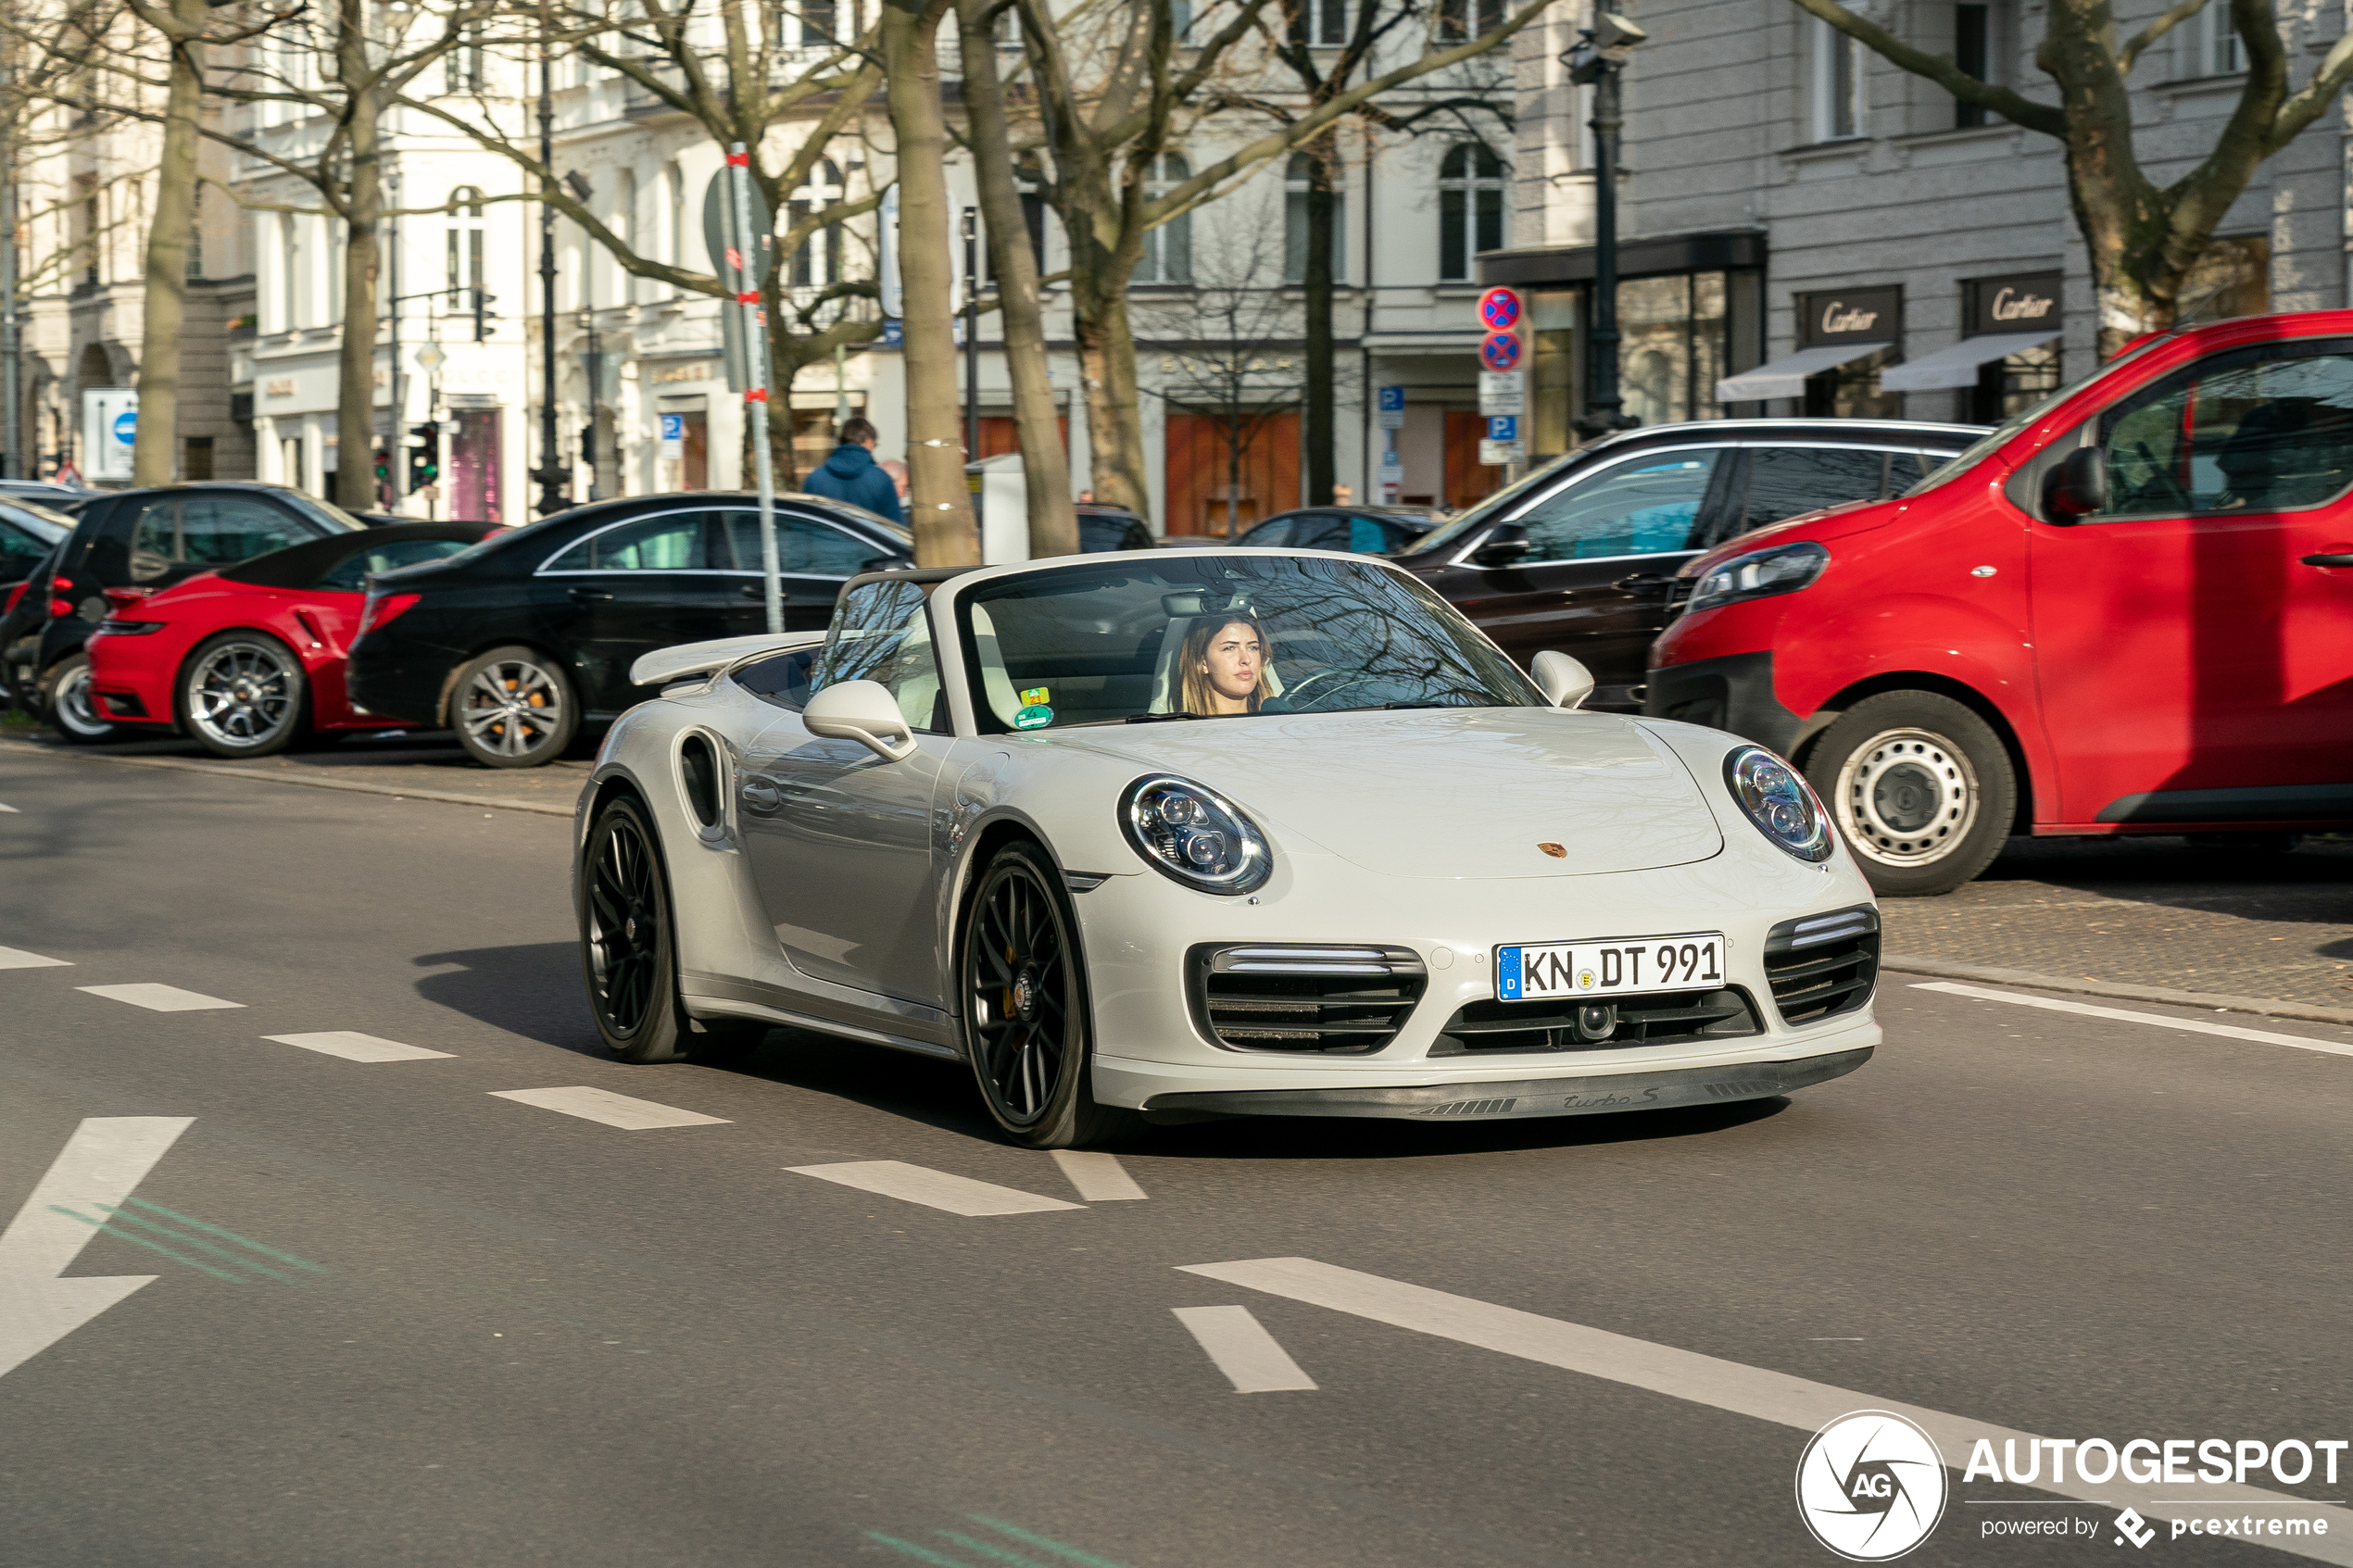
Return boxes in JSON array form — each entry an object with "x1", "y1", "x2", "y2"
[
  {"x1": 1967, "y1": 270, "x2": 2062, "y2": 337},
  {"x1": 1796, "y1": 284, "x2": 1902, "y2": 347}
]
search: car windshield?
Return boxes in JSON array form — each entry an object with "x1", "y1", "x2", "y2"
[{"x1": 959, "y1": 553, "x2": 1541, "y2": 731}]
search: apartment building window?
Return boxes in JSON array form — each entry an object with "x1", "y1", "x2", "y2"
[
  {"x1": 1139, "y1": 154, "x2": 1191, "y2": 283},
  {"x1": 1436, "y1": 0, "x2": 1504, "y2": 42},
  {"x1": 665, "y1": 163, "x2": 686, "y2": 295},
  {"x1": 789, "y1": 160, "x2": 845, "y2": 288},
  {"x1": 2195, "y1": 3, "x2": 2244, "y2": 75},
  {"x1": 1438, "y1": 141, "x2": 1507, "y2": 282},
  {"x1": 279, "y1": 213, "x2": 301, "y2": 329},
  {"x1": 799, "y1": 0, "x2": 862, "y2": 45},
  {"x1": 447, "y1": 186, "x2": 485, "y2": 307},
  {"x1": 1813, "y1": 19, "x2": 1865, "y2": 140},
  {"x1": 1954, "y1": 4, "x2": 1988, "y2": 127},
  {"x1": 615, "y1": 168, "x2": 639, "y2": 303},
  {"x1": 1283, "y1": 152, "x2": 1347, "y2": 283},
  {"x1": 1301, "y1": 0, "x2": 1347, "y2": 45},
  {"x1": 447, "y1": 25, "x2": 485, "y2": 93},
  {"x1": 186, "y1": 185, "x2": 204, "y2": 279}
]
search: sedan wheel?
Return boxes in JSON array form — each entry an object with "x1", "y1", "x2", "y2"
[
  {"x1": 182, "y1": 634, "x2": 306, "y2": 757},
  {"x1": 961, "y1": 841, "x2": 1139, "y2": 1148},
  {"x1": 1804, "y1": 690, "x2": 2017, "y2": 897},
  {"x1": 41, "y1": 653, "x2": 114, "y2": 744},
  {"x1": 580, "y1": 796, "x2": 691, "y2": 1062},
  {"x1": 454, "y1": 646, "x2": 578, "y2": 768}
]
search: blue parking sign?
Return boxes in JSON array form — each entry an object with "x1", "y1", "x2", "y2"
[
  {"x1": 1378, "y1": 386, "x2": 1405, "y2": 414},
  {"x1": 1486, "y1": 415, "x2": 1517, "y2": 443}
]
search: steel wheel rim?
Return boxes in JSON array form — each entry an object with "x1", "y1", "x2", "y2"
[
  {"x1": 585, "y1": 813, "x2": 661, "y2": 1036},
  {"x1": 186, "y1": 642, "x2": 296, "y2": 746},
  {"x1": 966, "y1": 863, "x2": 1073, "y2": 1126},
  {"x1": 1833, "y1": 726, "x2": 1980, "y2": 867},
  {"x1": 460, "y1": 659, "x2": 563, "y2": 758},
  {"x1": 52, "y1": 662, "x2": 108, "y2": 736}
]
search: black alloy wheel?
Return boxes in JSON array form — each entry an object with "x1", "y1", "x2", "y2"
[
  {"x1": 961, "y1": 841, "x2": 1139, "y2": 1148},
  {"x1": 580, "y1": 796, "x2": 695, "y2": 1063}
]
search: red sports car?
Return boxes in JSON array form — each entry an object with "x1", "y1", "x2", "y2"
[{"x1": 85, "y1": 521, "x2": 494, "y2": 757}]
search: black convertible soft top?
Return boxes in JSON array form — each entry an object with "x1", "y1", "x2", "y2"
[{"x1": 215, "y1": 521, "x2": 492, "y2": 590}]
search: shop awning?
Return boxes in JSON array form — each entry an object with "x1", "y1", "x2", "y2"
[
  {"x1": 1879, "y1": 330, "x2": 2060, "y2": 392},
  {"x1": 1715, "y1": 343, "x2": 1891, "y2": 402}
]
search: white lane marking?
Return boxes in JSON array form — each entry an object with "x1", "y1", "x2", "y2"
[
  {"x1": 0, "y1": 1117, "x2": 193, "y2": 1381},
  {"x1": 78, "y1": 983, "x2": 244, "y2": 1012},
  {"x1": 0, "y1": 801, "x2": 19, "y2": 812},
  {"x1": 264, "y1": 1031, "x2": 454, "y2": 1063},
  {"x1": 0, "y1": 945, "x2": 69, "y2": 970},
  {"x1": 488, "y1": 1086, "x2": 729, "y2": 1130},
  {"x1": 1180, "y1": 1258, "x2": 2353, "y2": 1562},
  {"x1": 787, "y1": 1160, "x2": 1082, "y2": 1215},
  {"x1": 1914, "y1": 981, "x2": 2353, "y2": 1060},
  {"x1": 1173, "y1": 1305, "x2": 1317, "y2": 1392},
  {"x1": 1051, "y1": 1149, "x2": 1147, "y2": 1201}
]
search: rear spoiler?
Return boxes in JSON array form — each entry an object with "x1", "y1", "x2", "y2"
[{"x1": 630, "y1": 630, "x2": 826, "y2": 689}]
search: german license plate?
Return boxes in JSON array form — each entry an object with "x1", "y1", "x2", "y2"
[{"x1": 1496, "y1": 933, "x2": 1726, "y2": 1001}]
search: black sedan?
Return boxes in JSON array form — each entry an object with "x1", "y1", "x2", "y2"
[
  {"x1": 1391, "y1": 418, "x2": 1985, "y2": 710},
  {"x1": 346, "y1": 492, "x2": 912, "y2": 767}
]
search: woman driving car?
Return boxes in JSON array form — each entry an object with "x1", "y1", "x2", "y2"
[{"x1": 1177, "y1": 616, "x2": 1272, "y2": 715}]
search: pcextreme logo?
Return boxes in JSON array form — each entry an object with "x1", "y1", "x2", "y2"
[{"x1": 1796, "y1": 1411, "x2": 1950, "y2": 1562}]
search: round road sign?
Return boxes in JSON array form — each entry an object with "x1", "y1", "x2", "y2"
[
  {"x1": 1478, "y1": 287, "x2": 1522, "y2": 332},
  {"x1": 1478, "y1": 332, "x2": 1524, "y2": 372}
]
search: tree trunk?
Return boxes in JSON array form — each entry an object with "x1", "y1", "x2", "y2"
[
  {"x1": 956, "y1": 0, "x2": 1075, "y2": 556},
  {"x1": 1072, "y1": 274, "x2": 1147, "y2": 515},
  {"x1": 334, "y1": 3, "x2": 383, "y2": 513},
  {"x1": 882, "y1": 0, "x2": 978, "y2": 566},
  {"x1": 1302, "y1": 138, "x2": 1335, "y2": 506},
  {"x1": 131, "y1": 0, "x2": 205, "y2": 488}
]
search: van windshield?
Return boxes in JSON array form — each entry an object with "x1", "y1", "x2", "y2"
[{"x1": 1904, "y1": 331, "x2": 2177, "y2": 497}]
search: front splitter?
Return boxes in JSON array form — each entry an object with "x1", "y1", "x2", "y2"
[{"x1": 1140, "y1": 1047, "x2": 1872, "y2": 1121}]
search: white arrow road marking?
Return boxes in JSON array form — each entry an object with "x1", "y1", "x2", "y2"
[
  {"x1": 488, "y1": 1085, "x2": 728, "y2": 1130},
  {"x1": 1179, "y1": 1259, "x2": 2353, "y2": 1564},
  {"x1": 77, "y1": 984, "x2": 244, "y2": 1012},
  {"x1": 0, "y1": 946, "x2": 69, "y2": 970},
  {"x1": 1173, "y1": 1306, "x2": 1316, "y2": 1392},
  {"x1": 265, "y1": 1031, "x2": 453, "y2": 1063},
  {"x1": 1050, "y1": 1149, "x2": 1146, "y2": 1201},
  {"x1": 787, "y1": 1160, "x2": 1081, "y2": 1216},
  {"x1": 1914, "y1": 981, "x2": 2353, "y2": 1060},
  {"x1": 0, "y1": 1117, "x2": 193, "y2": 1381}
]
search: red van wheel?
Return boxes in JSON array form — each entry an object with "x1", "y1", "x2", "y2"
[{"x1": 1804, "y1": 691, "x2": 2016, "y2": 897}]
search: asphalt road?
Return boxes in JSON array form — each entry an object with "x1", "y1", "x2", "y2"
[{"x1": 3, "y1": 744, "x2": 2349, "y2": 1567}]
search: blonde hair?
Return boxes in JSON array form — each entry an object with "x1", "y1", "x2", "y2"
[{"x1": 1178, "y1": 616, "x2": 1271, "y2": 714}]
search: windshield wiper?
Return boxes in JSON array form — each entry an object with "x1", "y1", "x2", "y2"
[{"x1": 1123, "y1": 711, "x2": 1199, "y2": 723}]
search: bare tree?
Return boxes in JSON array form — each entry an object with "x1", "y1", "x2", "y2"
[{"x1": 1794, "y1": 0, "x2": 2353, "y2": 351}]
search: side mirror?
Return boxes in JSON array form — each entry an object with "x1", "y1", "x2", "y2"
[
  {"x1": 1531, "y1": 650, "x2": 1595, "y2": 709},
  {"x1": 803, "y1": 678, "x2": 917, "y2": 761},
  {"x1": 2042, "y1": 446, "x2": 2108, "y2": 521},
  {"x1": 1472, "y1": 531, "x2": 1533, "y2": 569}
]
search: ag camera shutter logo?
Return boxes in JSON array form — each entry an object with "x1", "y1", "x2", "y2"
[{"x1": 1795, "y1": 1410, "x2": 1948, "y2": 1561}]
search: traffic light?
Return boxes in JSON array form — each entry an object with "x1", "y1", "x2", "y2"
[
  {"x1": 472, "y1": 287, "x2": 495, "y2": 342},
  {"x1": 408, "y1": 421, "x2": 439, "y2": 491},
  {"x1": 373, "y1": 449, "x2": 391, "y2": 483}
]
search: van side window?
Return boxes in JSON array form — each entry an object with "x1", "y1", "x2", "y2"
[{"x1": 2098, "y1": 341, "x2": 2353, "y2": 519}]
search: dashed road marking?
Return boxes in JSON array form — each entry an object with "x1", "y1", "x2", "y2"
[
  {"x1": 0, "y1": 801, "x2": 19, "y2": 812},
  {"x1": 787, "y1": 1160, "x2": 1082, "y2": 1216},
  {"x1": 488, "y1": 1085, "x2": 729, "y2": 1130},
  {"x1": 0, "y1": 945, "x2": 69, "y2": 970},
  {"x1": 78, "y1": 983, "x2": 244, "y2": 1011},
  {"x1": 264, "y1": 1031, "x2": 454, "y2": 1063},
  {"x1": 1179, "y1": 1257, "x2": 2353, "y2": 1562},
  {"x1": 1173, "y1": 1305, "x2": 1316, "y2": 1392},
  {"x1": 1051, "y1": 1149, "x2": 1147, "y2": 1201},
  {"x1": 1914, "y1": 981, "x2": 2353, "y2": 1060}
]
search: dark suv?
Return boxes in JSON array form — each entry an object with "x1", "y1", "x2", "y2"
[
  {"x1": 1390, "y1": 419, "x2": 1985, "y2": 709},
  {"x1": 0, "y1": 483, "x2": 364, "y2": 739}
]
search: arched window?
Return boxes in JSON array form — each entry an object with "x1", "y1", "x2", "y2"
[
  {"x1": 447, "y1": 186, "x2": 485, "y2": 306},
  {"x1": 1282, "y1": 151, "x2": 1346, "y2": 284},
  {"x1": 1139, "y1": 153, "x2": 1190, "y2": 284},
  {"x1": 789, "y1": 158, "x2": 845, "y2": 289},
  {"x1": 1437, "y1": 142, "x2": 1506, "y2": 282}
]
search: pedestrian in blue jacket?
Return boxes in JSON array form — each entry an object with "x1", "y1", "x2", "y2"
[{"x1": 802, "y1": 417, "x2": 904, "y2": 524}]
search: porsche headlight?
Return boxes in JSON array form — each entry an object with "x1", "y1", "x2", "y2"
[
  {"x1": 1724, "y1": 745, "x2": 1834, "y2": 862},
  {"x1": 1122, "y1": 775, "x2": 1271, "y2": 894},
  {"x1": 1686, "y1": 541, "x2": 1830, "y2": 613}
]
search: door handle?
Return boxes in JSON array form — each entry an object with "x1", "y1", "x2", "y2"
[
  {"x1": 1612, "y1": 572, "x2": 1677, "y2": 592},
  {"x1": 738, "y1": 778, "x2": 782, "y2": 813},
  {"x1": 569, "y1": 587, "x2": 615, "y2": 602},
  {"x1": 2300, "y1": 552, "x2": 2353, "y2": 567},
  {"x1": 738, "y1": 582, "x2": 766, "y2": 599}
]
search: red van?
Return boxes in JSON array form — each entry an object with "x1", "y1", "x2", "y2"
[{"x1": 1647, "y1": 310, "x2": 2353, "y2": 896}]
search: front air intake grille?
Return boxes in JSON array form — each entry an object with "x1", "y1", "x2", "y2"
[
  {"x1": 1763, "y1": 905, "x2": 1881, "y2": 1025},
  {"x1": 1429, "y1": 987, "x2": 1763, "y2": 1056},
  {"x1": 1188, "y1": 944, "x2": 1427, "y2": 1054}
]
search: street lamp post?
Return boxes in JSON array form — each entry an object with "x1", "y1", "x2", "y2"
[
  {"x1": 1567, "y1": 13, "x2": 1646, "y2": 442},
  {"x1": 530, "y1": 31, "x2": 571, "y2": 515}
]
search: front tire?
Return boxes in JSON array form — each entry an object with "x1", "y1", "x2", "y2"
[
  {"x1": 454, "y1": 646, "x2": 578, "y2": 768},
  {"x1": 181, "y1": 633, "x2": 308, "y2": 757},
  {"x1": 41, "y1": 653, "x2": 114, "y2": 744},
  {"x1": 960, "y1": 841, "x2": 1139, "y2": 1148},
  {"x1": 580, "y1": 796, "x2": 694, "y2": 1063},
  {"x1": 1804, "y1": 690, "x2": 2017, "y2": 897}
]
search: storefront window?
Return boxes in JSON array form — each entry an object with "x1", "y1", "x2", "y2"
[
  {"x1": 1515, "y1": 259, "x2": 1760, "y2": 448},
  {"x1": 1973, "y1": 341, "x2": 2061, "y2": 422},
  {"x1": 1530, "y1": 288, "x2": 1579, "y2": 459}
]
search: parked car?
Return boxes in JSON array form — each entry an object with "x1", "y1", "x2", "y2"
[
  {"x1": 83, "y1": 522, "x2": 495, "y2": 757},
  {"x1": 0, "y1": 480, "x2": 96, "y2": 506},
  {"x1": 346, "y1": 491, "x2": 913, "y2": 767},
  {"x1": 0, "y1": 482, "x2": 368, "y2": 741},
  {"x1": 1230, "y1": 506, "x2": 1445, "y2": 554},
  {"x1": 1648, "y1": 310, "x2": 2353, "y2": 897},
  {"x1": 1075, "y1": 503, "x2": 1156, "y2": 552},
  {"x1": 573, "y1": 551, "x2": 1881, "y2": 1147},
  {"x1": 1389, "y1": 420, "x2": 1986, "y2": 710},
  {"x1": 0, "y1": 499, "x2": 73, "y2": 593}
]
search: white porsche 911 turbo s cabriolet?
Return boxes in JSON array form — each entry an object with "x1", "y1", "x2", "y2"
[{"x1": 573, "y1": 548, "x2": 1881, "y2": 1148}]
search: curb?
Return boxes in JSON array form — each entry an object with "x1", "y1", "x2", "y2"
[
  {"x1": 1882, "y1": 952, "x2": 2353, "y2": 1029},
  {"x1": 0, "y1": 735, "x2": 574, "y2": 818}
]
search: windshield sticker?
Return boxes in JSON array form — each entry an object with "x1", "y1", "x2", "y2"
[
  {"x1": 1013, "y1": 703, "x2": 1054, "y2": 730},
  {"x1": 1020, "y1": 685, "x2": 1051, "y2": 706}
]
